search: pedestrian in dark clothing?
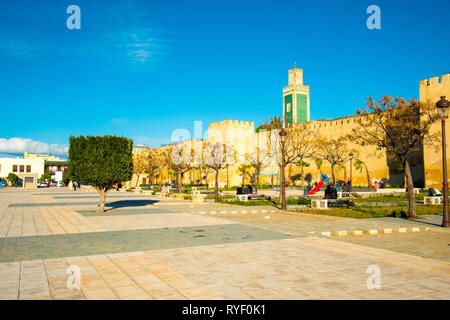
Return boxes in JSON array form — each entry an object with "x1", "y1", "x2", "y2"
[{"x1": 324, "y1": 185, "x2": 333, "y2": 199}]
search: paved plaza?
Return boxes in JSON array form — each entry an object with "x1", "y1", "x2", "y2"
[{"x1": 0, "y1": 188, "x2": 449, "y2": 300}]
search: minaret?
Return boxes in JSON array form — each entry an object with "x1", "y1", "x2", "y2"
[{"x1": 283, "y1": 62, "x2": 310, "y2": 126}]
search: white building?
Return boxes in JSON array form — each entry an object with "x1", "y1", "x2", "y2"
[{"x1": 0, "y1": 158, "x2": 45, "y2": 181}]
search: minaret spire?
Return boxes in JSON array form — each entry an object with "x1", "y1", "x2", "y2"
[{"x1": 294, "y1": 60, "x2": 297, "y2": 68}]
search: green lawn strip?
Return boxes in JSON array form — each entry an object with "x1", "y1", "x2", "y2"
[
  {"x1": 293, "y1": 205, "x2": 443, "y2": 219},
  {"x1": 351, "y1": 194, "x2": 425, "y2": 203},
  {"x1": 215, "y1": 197, "x2": 310, "y2": 206}
]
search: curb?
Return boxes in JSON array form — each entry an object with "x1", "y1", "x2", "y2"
[
  {"x1": 196, "y1": 209, "x2": 277, "y2": 215},
  {"x1": 319, "y1": 226, "x2": 431, "y2": 237}
]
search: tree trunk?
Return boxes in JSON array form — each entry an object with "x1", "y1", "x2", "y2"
[
  {"x1": 255, "y1": 172, "x2": 260, "y2": 194},
  {"x1": 98, "y1": 188, "x2": 107, "y2": 212},
  {"x1": 241, "y1": 171, "x2": 245, "y2": 187},
  {"x1": 176, "y1": 169, "x2": 181, "y2": 192},
  {"x1": 214, "y1": 170, "x2": 219, "y2": 201},
  {"x1": 404, "y1": 160, "x2": 417, "y2": 219},
  {"x1": 365, "y1": 165, "x2": 372, "y2": 189},
  {"x1": 331, "y1": 165, "x2": 336, "y2": 185},
  {"x1": 135, "y1": 174, "x2": 141, "y2": 187}
]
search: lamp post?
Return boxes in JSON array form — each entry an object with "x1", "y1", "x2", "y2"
[
  {"x1": 437, "y1": 96, "x2": 450, "y2": 228},
  {"x1": 349, "y1": 153, "x2": 354, "y2": 192},
  {"x1": 279, "y1": 128, "x2": 288, "y2": 210}
]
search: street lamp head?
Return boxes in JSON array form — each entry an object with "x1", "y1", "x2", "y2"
[
  {"x1": 436, "y1": 96, "x2": 449, "y2": 119},
  {"x1": 349, "y1": 153, "x2": 354, "y2": 159},
  {"x1": 279, "y1": 128, "x2": 288, "y2": 142}
]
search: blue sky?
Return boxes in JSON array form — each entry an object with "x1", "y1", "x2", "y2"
[{"x1": 0, "y1": 0, "x2": 449, "y2": 157}]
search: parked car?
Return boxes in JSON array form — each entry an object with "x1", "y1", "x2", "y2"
[
  {"x1": 38, "y1": 181, "x2": 50, "y2": 188},
  {"x1": 13, "y1": 180, "x2": 23, "y2": 187}
]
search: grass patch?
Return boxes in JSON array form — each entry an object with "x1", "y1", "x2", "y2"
[
  {"x1": 295, "y1": 205, "x2": 443, "y2": 219},
  {"x1": 216, "y1": 199, "x2": 275, "y2": 206},
  {"x1": 215, "y1": 196, "x2": 310, "y2": 206},
  {"x1": 352, "y1": 194, "x2": 425, "y2": 203}
]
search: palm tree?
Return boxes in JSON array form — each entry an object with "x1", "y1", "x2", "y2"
[
  {"x1": 296, "y1": 160, "x2": 310, "y2": 186},
  {"x1": 314, "y1": 158, "x2": 323, "y2": 171},
  {"x1": 238, "y1": 164, "x2": 252, "y2": 187},
  {"x1": 354, "y1": 159, "x2": 372, "y2": 189}
]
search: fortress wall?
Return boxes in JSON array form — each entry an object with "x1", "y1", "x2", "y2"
[
  {"x1": 253, "y1": 118, "x2": 389, "y2": 187},
  {"x1": 420, "y1": 74, "x2": 450, "y2": 187}
]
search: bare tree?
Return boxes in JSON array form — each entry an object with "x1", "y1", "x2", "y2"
[
  {"x1": 202, "y1": 142, "x2": 233, "y2": 200},
  {"x1": 315, "y1": 137, "x2": 355, "y2": 185},
  {"x1": 164, "y1": 143, "x2": 192, "y2": 193},
  {"x1": 351, "y1": 96, "x2": 439, "y2": 218}
]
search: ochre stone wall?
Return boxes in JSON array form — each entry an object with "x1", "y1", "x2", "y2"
[
  {"x1": 420, "y1": 74, "x2": 450, "y2": 188},
  {"x1": 129, "y1": 73, "x2": 450, "y2": 190}
]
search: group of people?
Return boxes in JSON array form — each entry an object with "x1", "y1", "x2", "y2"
[
  {"x1": 236, "y1": 185, "x2": 253, "y2": 195},
  {"x1": 324, "y1": 184, "x2": 339, "y2": 199}
]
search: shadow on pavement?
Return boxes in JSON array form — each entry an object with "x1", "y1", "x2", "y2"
[{"x1": 105, "y1": 199, "x2": 159, "y2": 210}]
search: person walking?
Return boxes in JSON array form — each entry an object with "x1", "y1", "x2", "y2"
[
  {"x1": 161, "y1": 184, "x2": 168, "y2": 197},
  {"x1": 72, "y1": 181, "x2": 77, "y2": 191},
  {"x1": 373, "y1": 181, "x2": 380, "y2": 192}
]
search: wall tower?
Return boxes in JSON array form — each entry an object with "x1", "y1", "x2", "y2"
[{"x1": 282, "y1": 62, "x2": 310, "y2": 126}]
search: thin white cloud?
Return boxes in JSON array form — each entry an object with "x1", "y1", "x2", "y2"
[
  {"x1": 0, "y1": 138, "x2": 68, "y2": 156},
  {"x1": 110, "y1": 27, "x2": 168, "y2": 64}
]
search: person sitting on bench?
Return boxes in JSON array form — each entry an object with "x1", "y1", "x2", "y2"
[{"x1": 428, "y1": 188, "x2": 442, "y2": 197}]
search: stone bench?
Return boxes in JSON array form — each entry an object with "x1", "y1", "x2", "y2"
[
  {"x1": 236, "y1": 194, "x2": 249, "y2": 201},
  {"x1": 311, "y1": 199, "x2": 328, "y2": 209},
  {"x1": 424, "y1": 196, "x2": 443, "y2": 205}
]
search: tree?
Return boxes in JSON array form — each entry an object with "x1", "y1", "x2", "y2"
[
  {"x1": 238, "y1": 163, "x2": 252, "y2": 186},
  {"x1": 202, "y1": 142, "x2": 233, "y2": 200},
  {"x1": 354, "y1": 159, "x2": 372, "y2": 189},
  {"x1": 314, "y1": 158, "x2": 323, "y2": 171},
  {"x1": 62, "y1": 172, "x2": 71, "y2": 185},
  {"x1": 304, "y1": 173, "x2": 313, "y2": 187},
  {"x1": 296, "y1": 160, "x2": 310, "y2": 186},
  {"x1": 132, "y1": 150, "x2": 149, "y2": 187},
  {"x1": 6, "y1": 172, "x2": 19, "y2": 185},
  {"x1": 265, "y1": 119, "x2": 316, "y2": 208},
  {"x1": 144, "y1": 148, "x2": 164, "y2": 188},
  {"x1": 352, "y1": 96, "x2": 439, "y2": 219},
  {"x1": 164, "y1": 143, "x2": 192, "y2": 192},
  {"x1": 40, "y1": 172, "x2": 52, "y2": 182},
  {"x1": 68, "y1": 135, "x2": 133, "y2": 212},
  {"x1": 315, "y1": 137, "x2": 353, "y2": 185}
]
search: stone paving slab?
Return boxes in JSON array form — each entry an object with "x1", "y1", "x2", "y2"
[
  {"x1": 53, "y1": 195, "x2": 153, "y2": 199},
  {"x1": 9, "y1": 199, "x2": 159, "y2": 208},
  {"x1": 87, "y1": 212, "x2": 236, "y2": 232},
  {"x1": 333, "y1": 230, "x2": 450, "y2": 261},
  {"x1": 202, "y1": 210, "x2": 447, "y2": 237},
  {"x1": 0, "y1": 224, "x2": 294, "y2": 263},
  {"x1": 1, "y1": 237, "x2": 448, "y2": 300},
  {"x1": 76, "y1": 208, "x2": 174, "y2": 216}
]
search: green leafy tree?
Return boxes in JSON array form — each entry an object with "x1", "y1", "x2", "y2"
[
  {"x1": 354, "y1": 159, "x2": 372, "y2": 189},
  {"x1": 62, "y1": 172, "x2": 71, "y2": 185},
  {"x1": 7, "y1": 172, "x2": 19, "y2": 185},
  {"x1": 68, "y1": 135, "x2": 133, "y2": 212},
  {"x1": 314, "y1": 158, "x2": 323, "y2": 171},
  {"x1": 238, "y1": 163, "x2": 252, "y2": 186},
  {"x1": 40, "y1": 172, "x2": 52, "y2": 182}
]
